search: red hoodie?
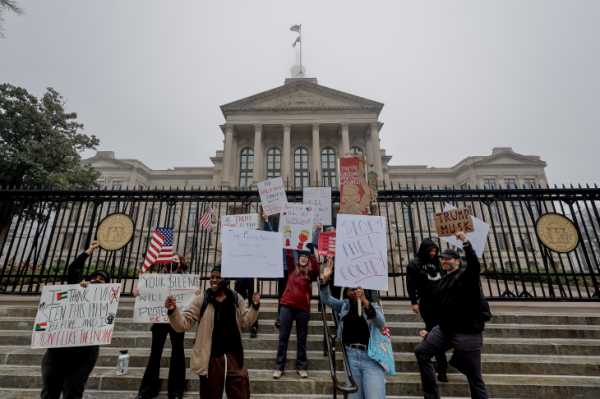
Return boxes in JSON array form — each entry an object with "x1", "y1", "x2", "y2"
[{"x1": 279, "y1": 250, "x2": 320, "y2": 312}]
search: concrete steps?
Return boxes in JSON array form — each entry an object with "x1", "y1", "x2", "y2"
[{"x1": 0, "y1": 305, "x2": 599, "y2": 398}]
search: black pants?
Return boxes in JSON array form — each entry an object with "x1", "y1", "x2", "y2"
[
  {"x1": 419, "y1": 301, "x2": 447, "y2": 373},
  {"x1": 415, "y1": 326, "x2": 488, "y2": 399},
  {"x1": 138, "y1": 323, "x2": 186, "y2": 398},
  {"x1": 276, "y1": 270, "x2": 289, "y2": 315},
  {"x1": 235, "y1": 277, "x2": 259, "y2": 330},
  {"x1": 276, "y1": 305, "x2": 310, "y2": 371},
  {"x1": 41, "y1": 345, "x2": 100, "y2": 399}
]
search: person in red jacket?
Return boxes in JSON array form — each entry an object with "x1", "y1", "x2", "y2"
[{"x1": 273, "y1": 249, "x2": 320, "y2": 379}]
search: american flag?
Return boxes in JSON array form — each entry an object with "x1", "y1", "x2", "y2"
[
  {"x1": 292, "y1": 36, "x2": 300, "y2": 48},
  {"x1": 200, "y1": 203, "x2": 214, "y2": 232},
  {"x1": 290, "y1": 24, "x2": 301, "y2": 32},
  {"x1": 140, "y1": 227, "x2": 173, "y2": 274}
]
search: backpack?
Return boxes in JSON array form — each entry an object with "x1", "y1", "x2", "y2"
[{"x1": 199, "y1": 288, "x2": 240, "y2": 320}]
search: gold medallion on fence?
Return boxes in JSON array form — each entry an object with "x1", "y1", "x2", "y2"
[
  {"x1": 535, "y1": 213, "x2": 579, "y2": 253},
  {"x1": 96, "y1": 213, "x2": 134, "y2": 251}
]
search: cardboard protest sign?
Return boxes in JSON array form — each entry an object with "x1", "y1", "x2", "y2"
[
  {"x1": 31, "y1": 283, "x2": 121, "y2": 349},
  {"x1": 257, "y1": 177, "x2": 287, "y2": 216},
  {"x1": 303, "y1": 187, "x2": 332, "y2": 225},
  {"x1": 220, "y1": 214, "x2": 258, "y2": 242},
  {"x1": 439, "y1": 203, "x2": 490, "y2": 258},
  {"x1": 318, "y1": 231, "x2": 336, "y2": 256},
  {"x1": 221, "y1": 227, "x2": 283, "y2": 278},
  {"x1": 334, "y1": 214, "x2": 388, "y2": 291},
  {"x1": 339, "y1": 157, "x2": 370, "y2": 215},
  {"x1": 434, "y1": 207, "x2": 475, "y2": 237},
  {"x1": 281, "y1": 203, "x2": 315, "y2": 250},
  {"x1": 134, "y1": 274, "x2": 200, "y2": 323}
]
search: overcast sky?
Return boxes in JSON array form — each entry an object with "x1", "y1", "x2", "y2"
[{"x1": 2, "y1": 1, "x2": 599, "y2": 186}]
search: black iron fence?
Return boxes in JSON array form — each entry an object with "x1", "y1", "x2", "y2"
[{"x1": 1, "y1": 185, "x2": 599, "y2": 300}]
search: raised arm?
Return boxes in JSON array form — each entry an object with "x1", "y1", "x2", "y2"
[
  {"x1": 167, "y1": 293, "x2": 202, "y2": 333},
  {"x1": 456, "y1": 231, "x2": 481, "y2": 284},
  {"x1": 67, "y1": 241, "x2": 100, "y2": 284},
  {"x1": 285, "y1": 249, "x2": 296, "y2": 272},
  {"x1": 238, "y1": 291, "x2": 260, "y2": 331},
  {"x1": 312, "y1": 223, "x2": 322, "y2": 249},
  {"x1": 262, "y1": 212, "x2": 273, "y2": 232},
  {"x1": 309, "y1": 254, "x2": 320, "y2": 279}
]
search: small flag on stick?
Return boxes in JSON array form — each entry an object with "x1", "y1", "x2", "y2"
[
  {"x1": 200, "y1": 204, "x2": 215, "y2": 232},
  {"x1": 140, "y1": 228, "x2": 174, "y2": 274}
]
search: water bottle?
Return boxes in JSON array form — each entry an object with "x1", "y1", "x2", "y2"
[{"x1": 116, "y1": 350, "x2": 129, "y2": 375}]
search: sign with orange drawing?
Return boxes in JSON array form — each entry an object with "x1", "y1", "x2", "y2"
[
  {"x1": 281, "y1": 203, "x2": 315, "y2": 250},
  {"x1": 339, "y1": 153, "x2": 372, "y2": 215}
]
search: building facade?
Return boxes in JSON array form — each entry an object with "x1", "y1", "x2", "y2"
[{"x1": 82, "y1": 77, "x2": 548, "y2": 190}]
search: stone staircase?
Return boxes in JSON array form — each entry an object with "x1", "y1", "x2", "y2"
[{"x1": 0, "y1": 305, "x2": 600, "y2": 398}]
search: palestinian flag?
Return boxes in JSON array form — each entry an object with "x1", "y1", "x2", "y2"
[
  {"x1": 35, "y1": 323, "x2": 47, "y2": 332},
  {"x1": 56, "y1": 291, "x2": 68, "y2": 301}
]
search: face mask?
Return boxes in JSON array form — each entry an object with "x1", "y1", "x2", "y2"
[
  {"x1": 167, "y1": 261, "x2": 179, "y2": 272},
  {"x1": 90, "y1": 280, "x2": 103, "y2": 284}
]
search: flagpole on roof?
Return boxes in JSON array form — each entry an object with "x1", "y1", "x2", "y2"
[{"x1": 299, "y1": 24, "x2": 303, "y2": 78}]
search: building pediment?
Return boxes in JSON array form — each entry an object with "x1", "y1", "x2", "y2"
[
  {"x1": 220, "y1": 80, "x2": 383, "y2": 116},
  {"x1": 471, "y1": 152, "x2": 546, "y2": 167},
  {"x1": 81, "y1": 155, "x2": 134, "y2": 170}
]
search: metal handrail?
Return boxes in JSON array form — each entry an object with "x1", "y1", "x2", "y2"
[{"x1": 316, "y1": 281, "x2": 358, "y2": 398}]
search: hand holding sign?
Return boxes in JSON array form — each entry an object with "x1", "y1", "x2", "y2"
[{"x1": 165, "y1": 296, "x2": 176, "y2": 311}]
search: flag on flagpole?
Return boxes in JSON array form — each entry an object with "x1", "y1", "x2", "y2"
[
  {"x1": 290, "y1": 24, "x2": 301, "y2": 32},
  {"x1": 292, "y1": 36, "x2": 300, "y2": 48},
  {"x1": 140, "y1": 227, "x2": 174, "y2": 274},
  {"x1": 200, "y1": 203, "x2": 215, "y2": 232}
]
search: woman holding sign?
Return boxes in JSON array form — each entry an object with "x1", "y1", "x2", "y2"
[
  {"x1": 41, "y1": 241, "x2": 108, "y2": 399},
  {"x1": 273, "y1": 249, "x2": 320, "y2": 379},
  {"x1": 320, "y1": 258, "x2": 387, "y2": 399},
  {"x1": 134, "y1": 253, "x2": 188, "y2": 399}
]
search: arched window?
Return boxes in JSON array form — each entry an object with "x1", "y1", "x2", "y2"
[
  {"x1": 294, "y1": 147, "x2": 309, "y2": 187},
  {"x1": 267, "y1": 148, "x2": 281, "y2": 180},
  {"x1": 239, "y1": 148, "x2": 254, "y2": 188},
  {"x1": 350, "y1": 147, "x2": 362, "y2": 155},
  {"x1": 321, "y1": 148, "x2": 336, "y2": 187}
]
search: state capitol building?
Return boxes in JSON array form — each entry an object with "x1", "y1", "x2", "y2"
[{"x1": 83, "y1": 66, "x2": 548, "y2": 192}]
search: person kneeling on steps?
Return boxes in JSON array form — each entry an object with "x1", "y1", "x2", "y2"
[{"x1": 166, "y1": 265, "x2": 260, "y2": 399}]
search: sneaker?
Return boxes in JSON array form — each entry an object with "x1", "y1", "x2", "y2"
[
  {"x1": 437, "y1": 371, "x2": 448, "y2": 383},
  {"x1": 275, "y1": 317, "x2": 281, "y2": 328},
  {"x1": 273, "y1": 370, "x2": 285, "y2": 379},
  {"x1": 251, "y1": 328, "x2": 257, "y2": 338},
  {"x1": 296, "y1": 370, "x2": 308, "y2": 378}
]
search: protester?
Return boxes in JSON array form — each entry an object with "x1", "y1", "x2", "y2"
[
  {"x1": 311, "y1": 222, "x2": 341, "y2": 299},
  {"x1": 134, "y1": 253, "x2": 189, "y2": 399},
  {"x1": 414, "y1": 231, "x2": 490, "y2": 399},
  {"x1": 406, "y1": 238, "x2": 448, "y2": 382},
  {"x1": 41, "y1": 240, "x2": 108, "y2": 399},
  {"x1": 166, "y1": 265, "x2": 260, "y2": 399},
  {"x1": 320, "y1": 258, "x2": 387, "y2": 399},
  {"x1": 273, "y1": 248, "x2": 320, "y2": 379}
]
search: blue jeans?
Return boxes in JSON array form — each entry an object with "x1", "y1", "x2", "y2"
[{"x1": 343, "y1": 347, "x2": 386, "y2": 399}]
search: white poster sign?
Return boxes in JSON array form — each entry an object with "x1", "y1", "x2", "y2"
[
  {"x1": 439, "y1": 203, "x2": 490, "y2": 258},
  {"x1": 258, "y1": 177, "x2": 287, "y2": 216},
  {"x1": 303, "y1": 187, "x2": 332, "y2": 225},
  {"x1": 134, "y1": 274, "x2": 200, "y2": 323},
  {"x1": 335, "y1": 214, "x2": 389, "y2": 291},
  {"x1": 31, "y1": 283, "x2": 121, "y2": 349},
  {"x1": 220, "y1": 214, "x2": 258, "y2": 242},
  {"x1": 221, "y1": 227, "x2": 283, "y2": 278},
  {"x1": 281, "y1": 203, "x2": 315, "y2": 250}
]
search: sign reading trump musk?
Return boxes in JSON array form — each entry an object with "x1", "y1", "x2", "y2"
[
  {"x1": 31, "y1": 283, "x2": 122, "y2": 349},
  {"x1": 334, "y1": 214, "x2": 388, "y2": 291}
]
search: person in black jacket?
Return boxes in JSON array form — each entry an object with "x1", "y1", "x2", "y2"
[
  {"x1": 406, "y1": 238, "x2": 447, "y2": 382},
  {"x1": 41, "y1": 240, "x2": 109, "y2": 399},
  {"x1": 414, "y1": 231, "x2": 489, "y2": 399}
]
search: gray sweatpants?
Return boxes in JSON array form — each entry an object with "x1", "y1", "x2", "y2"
[{"x1": 414, "y1": 326, "x2": 489, "y2": 399}]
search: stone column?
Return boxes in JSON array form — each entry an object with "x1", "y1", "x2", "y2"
[
  {"x1": 252, "y1": 123, "x2": 263, "y2": 186},
  {"x1": 311, "y1": 123, "x2": 322, "y2": 186},
  {"x1": 366, "y1": 133, "x2": 374, "y2": 173},
  {"x1": 221, "y1": 123, "x2": 235, "y2": 187},
  {"x1": 282, "y1": 123, "x2": 292, "y2": 187},
  {"x1": 339, "y1": 122, "x2": 350, "y2": 156},
  {"x1": 231, "y1": 132, "x2": 238, "y2": 187},
  {"x1": 369, "y1": 122, "x2": 384, "y2": 180}
]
